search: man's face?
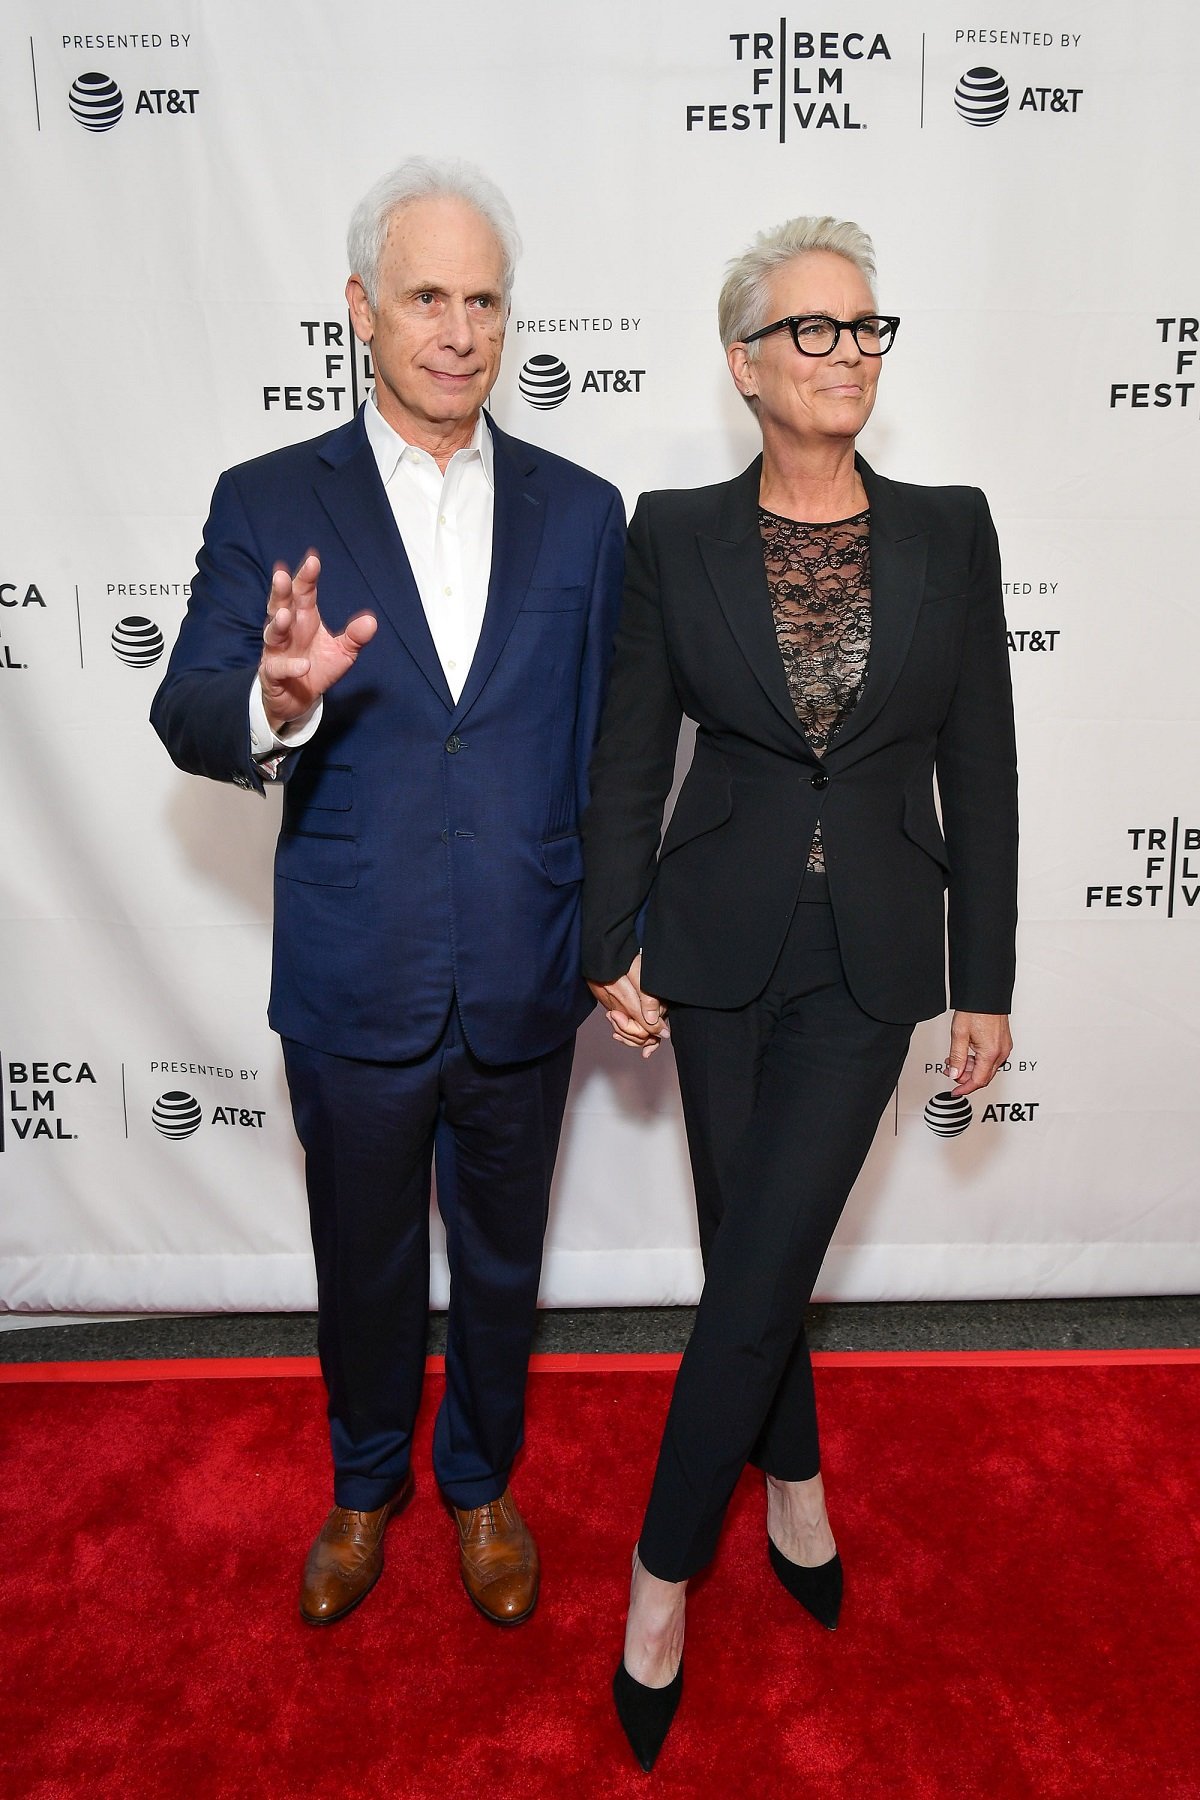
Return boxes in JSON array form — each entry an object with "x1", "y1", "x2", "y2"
[{"x1": 347, "y1": 195, "x2": 507, "y2": 449}]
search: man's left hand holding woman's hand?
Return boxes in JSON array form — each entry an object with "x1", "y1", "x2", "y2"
[{"x1": 588, "y1": 954, "x2": 670, "y2": 1060}]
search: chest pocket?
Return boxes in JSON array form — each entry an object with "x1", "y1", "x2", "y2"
[{"x1": 520, "y1": 586, "x2": 587, "y2": 612}]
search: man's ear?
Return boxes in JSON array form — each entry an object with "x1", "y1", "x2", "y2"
[{"x1": 346, "y1": 273, "x2": 374, "y2": 347}]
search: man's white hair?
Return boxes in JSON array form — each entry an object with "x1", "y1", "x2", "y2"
[{"x1": 347, "y1": 156, "x2": 522, "y2": 308}]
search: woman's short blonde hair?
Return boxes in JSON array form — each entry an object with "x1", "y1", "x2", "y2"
[{"x1": 717, "y1": 216, "x2": 878, "y2": 352}]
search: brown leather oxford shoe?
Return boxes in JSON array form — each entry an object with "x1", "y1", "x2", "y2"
[
  {"x1": 299, "y1": 1469, "x2": 415, "y2": 1625},
  {"x1": 453, "y1": 1485, "x2": 540, "y2": 1625}
]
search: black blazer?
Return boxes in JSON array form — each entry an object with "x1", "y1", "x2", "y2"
[{"x1": 580, "y1": 454, "x2": 1017, "y2": 1024}]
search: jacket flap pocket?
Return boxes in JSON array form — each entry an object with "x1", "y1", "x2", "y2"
[
  {"x1": 276, "y1": 830, "x2": 358, "y2": 888},
  {"x1": 540, "y1": 834, "x2": 584, "y2": 885}
]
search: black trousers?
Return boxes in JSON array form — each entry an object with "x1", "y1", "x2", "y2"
[
  {"x1": 282, "y1": 1005, "x2": 575, "y2": 1513},
  {"x1": 637, "y1": 879, "x2": 913, "y2": 1582}
]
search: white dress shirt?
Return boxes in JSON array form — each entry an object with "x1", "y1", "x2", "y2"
[{"x1": 250, "y1": 396, "x2": 496, "y2": 765}]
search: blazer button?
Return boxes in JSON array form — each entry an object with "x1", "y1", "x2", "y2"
[
  {"x1": 445, "y1": 735, "x2": 463, "y2": 754},
  {"x1": 810, "y1": 770, "x2": 829, "y2": 790}
]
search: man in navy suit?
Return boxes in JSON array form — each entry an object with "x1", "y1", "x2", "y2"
[{"x1": 151, "y1": 158, "x2": 625, "y2": 1626}]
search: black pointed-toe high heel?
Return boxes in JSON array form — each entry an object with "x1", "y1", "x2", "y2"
[
  {"x1": 612, "y1": 1657, "x2": 684, "y2": 1771},
  {"x1": 768, "y1": 1538, "x2": 843, "y2": 1630}
]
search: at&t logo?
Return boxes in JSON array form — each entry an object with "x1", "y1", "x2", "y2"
[
  {"x1": 152, "y1": 1091, "x2": 203, "y2": 1138},
  {"x1": 111, "y1": 617, "x2": 165, "y2": 667},
  {"x1": 954, "y1": 67, "x2": 1008, "y2": 125},
  {"x1": 953, "y1": 64, "x2": 1081, "y2": 124},
  {"x1": 519, "y1": 356, "x2": 571, "y2": 410},
  {"x1": 151, "y1": 1090, "x2": 266, "y2": 1138},
  {"x1": 924, "y1": 1091, "x2": 972, "y2": 1136},
  {"x1": 68, "y1": 70, "x2": 199, "y2": 130},
  {"x1": 923, "y1": 1088, "x2": 1041, "y2": 1135},
  {"x1": 69, "y1": 71, "x2": 123, "y2": 131},
  {"x1": 517, "y1": 355, "x2": 645, "y2": 411}
]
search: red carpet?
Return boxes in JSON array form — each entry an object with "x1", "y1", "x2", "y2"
[{"x1": 2, "y1": 1353, "x2": 1198, "y2": 1799}]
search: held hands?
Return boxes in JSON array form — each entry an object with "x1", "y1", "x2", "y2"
[
  {"x1": 945, "y1": 1011, "x2": 1013, "y2": 1096},
  {"x1": 259, "y1": 552, "x2": 378, "y2": 733},
  {"x1": 588, "y1": 954, "x2": 670, "y2": 1061}
]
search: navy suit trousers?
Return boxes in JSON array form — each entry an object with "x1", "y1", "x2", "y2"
[{"x1": 282, "y1": 1008, "x2": 574, "y2": 1511}]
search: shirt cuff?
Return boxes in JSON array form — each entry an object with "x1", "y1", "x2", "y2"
[{"x1": 249, "y1": 679, "x2": 322, "y2": 778}]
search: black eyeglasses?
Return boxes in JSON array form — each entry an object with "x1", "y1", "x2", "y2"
[{"x1": 742, "y1": 314, "x2": 900, "y2": 357}]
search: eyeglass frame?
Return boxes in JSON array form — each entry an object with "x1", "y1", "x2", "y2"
[{"x1": 741, "y1": 313, "x2": 901, "y2": 357}]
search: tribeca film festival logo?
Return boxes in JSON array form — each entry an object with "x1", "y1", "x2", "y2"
[
  {"x1": 147, "y1": 1063, "x2": 265, "y2": 1142},
  {"x1": 0, "y1": 1061, "x2": 96, "y2": 1150},
  {"x1": 0, "y1": 576, "x2": 47, "y2": 672},
  {"x1": 686, "y1": 25, "x2": 892, "y2": 137},
  {"x1": 262, "y1": 319, "x2": 374, "y2": 416},
  {"x1": 1109, "y1": 317, "x2": 1199, "y2": 416},
  {"x1": 514, "y1": 314, "x2": 645, "y2": 412},
  {"x1": 1085, "y1": 822, "x2": 1200, "y2": 915}
]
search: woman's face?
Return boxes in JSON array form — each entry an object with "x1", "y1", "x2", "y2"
[{"x1": 729, "y1": 251, "x2": 882, "y2": 448}]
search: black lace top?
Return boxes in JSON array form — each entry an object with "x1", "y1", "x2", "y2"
[{"x1": 759, "y1": 507, "x2": 872, "y2": 872}]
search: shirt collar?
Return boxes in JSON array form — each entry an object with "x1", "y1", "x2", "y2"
[{"x1": 364, "y1": 395, "x2": 494, "y2": 490}]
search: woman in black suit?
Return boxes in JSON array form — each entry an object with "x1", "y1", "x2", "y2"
[{"x1": 581, "y1": 216, "x2": 1018, "y2": 1769}]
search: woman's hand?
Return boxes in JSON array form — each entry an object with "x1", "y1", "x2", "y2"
[
  {"x1": 588, "y1": 954, "x2": 670, "y2": 1060},
  {"x1": 945, "y1": 1012, "x2": 1012, "y2": 1096}
]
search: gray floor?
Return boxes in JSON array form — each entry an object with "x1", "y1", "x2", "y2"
[{"x1": 2, "y1": 1295, "x2": 1198, "y2": 1362}]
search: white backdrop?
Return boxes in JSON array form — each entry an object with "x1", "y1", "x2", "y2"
[{"x1": 2, "y1": 0, "x2": 1197, "y2": 1314}]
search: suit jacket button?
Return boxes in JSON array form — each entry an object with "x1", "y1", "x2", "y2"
[
  {"x1": 445, "y1": 735, "x2": 462, "y2": 754},
  {"x1": 810, "y1": 770, "x2": 829, "y2": 790}
]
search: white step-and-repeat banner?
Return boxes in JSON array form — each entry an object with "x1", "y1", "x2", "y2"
[{"x1": 2, "y1": 1, "x2": 1197, "y2": 1314}]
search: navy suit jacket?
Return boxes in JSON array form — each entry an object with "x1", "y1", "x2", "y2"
[{"x1": 152, "y1": 407, "x2": 626, "y2": 1065}]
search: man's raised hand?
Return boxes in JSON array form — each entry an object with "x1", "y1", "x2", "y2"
[{"x1": 258, "y1": 552, "x2": 378, "y2": 732}]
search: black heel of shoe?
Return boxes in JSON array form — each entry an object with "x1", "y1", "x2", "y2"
[
  {"x1": 768, "y1": 1538, "x2": 843, "y2": 1630},
  {"x1": 612, "y1": 1657, "x2": 684, "y2": 1772}
]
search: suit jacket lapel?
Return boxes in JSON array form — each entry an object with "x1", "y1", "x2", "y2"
[
  {"x1": 449, "y1": 418, "x2": 546, "y2": 727},
  {"x1": 697, "y1": 457, "x2": 814, "y2": 747},
  {"x1": 829, "y1": 455, "x2": 929, "y2": 756},
  {"x1": 314, "y1": 413, "x2": 455, "y2": 710}
]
